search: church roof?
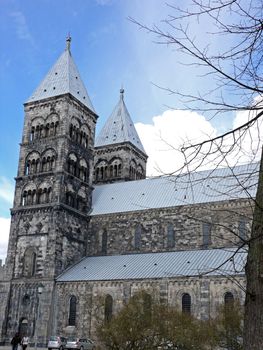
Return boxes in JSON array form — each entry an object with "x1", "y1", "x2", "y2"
[
  {"x1": 56, "y1": 248, "x2": 246, "y2": 282},
  {"x1": 95, "y1": 89, "x2": 146, "y2": 153},
  {"x1": 91, "y1": 162, "x2": 258, "y2": 215},
  {"x1": 27, "y1": 37, "x2": 95, "y2": 113}
]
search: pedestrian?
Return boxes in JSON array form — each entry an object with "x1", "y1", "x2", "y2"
[
  {"x1": 21, "y1": 335, "x2": 29, "y2": 350},
  {"x1": 11, "y1": 333, "x2": 21, "y2": 350}
]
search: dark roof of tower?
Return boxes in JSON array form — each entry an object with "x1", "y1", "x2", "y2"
[
  {"x1": 95, "y1": 89, "x2": 146, "y2": 154},
  {"x1": 27, "y1": 37, "x2": 95, "y2": 113}
]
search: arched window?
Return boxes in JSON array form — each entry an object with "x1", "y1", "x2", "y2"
[
  {"x1": 102, "y1": 230, "x2": 108, "y2": 255},
  {"x1": 167, "y1": 223, "x2": 175, "y2": 248},
  {"x1": 30, "y1": 127, "x2": 35, "y2": 141},
  {"x1": 22, "y1": 191, "x2": 27, "y2": 206},
  {"x1": 46, "y1": 123, "x2": 50, "y2": 137},
  {"x1": 25, "y1": 161, "x2": 30, "y2": 175},
  {"x1": 68, "y1": 295, "x2": 77, "y2": 326},
  {"x1": 23, "y1": 249, "x2": 37, "y2": 277},
  {"x1": 182, "y1": 293, "x2": 191, "y2": 314},
  {"x1": 42, "y1": 158, "x2": 47, "y2": 172},
  {"x1": 35, "y1": 125, "x2": 40, "y2": 139},
  {"x1": 143, "y1": 293, "x2": 152, "y2": 319},
  {"x1": 100, "y1": 167, "x2": 104, "y2": 180},
  {"x1": 238, "y1": 217, "x2": 247, "y2": 240},
  {"x1": 224, "y1": 292, "x2": 234, "y2": 306},
  {"x1": 37, "y1": 189, "x2": 44, "y2": 204},
  {"x1": 19, "y1": 318, "x2": 28, "y2": 337},
  {"x1": 22, "y1": 294, "x2": 30, "y2": 306},
  {"x1": 50, "y1": 122, "x2": 54, "y2": 136},
  {"x1": 202, "y1": 222, "x2": 212, "y2": 248},
  {"x1": 105, "y1": 295, "x2": 113, "y2": 322},
  {"x1": 66, "y1": 192, "x2": 75, "y2": 208},
  {"x1": 134, "y1": 224, "x2": 141, "y2": 250},
  {"x1": 54, "y1": 121, "x2": 59, "y2": 135}
]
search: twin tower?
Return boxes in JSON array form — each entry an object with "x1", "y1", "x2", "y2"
[{"x1": 1, "y1": 38, "x2": 147, "y2": 340}]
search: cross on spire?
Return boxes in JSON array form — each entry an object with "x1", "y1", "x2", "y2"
[
  {"x1": 120, "y1": 86, "x2": 124, "y2": 100},
  {"x1": 66, "y1": 34, "x2": 72, "y2": 51}
]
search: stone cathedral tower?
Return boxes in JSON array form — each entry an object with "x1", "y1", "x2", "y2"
[
  {"x1": 1, "y1": 37, "x2": 98, "y2": 342},
  {"x1": 94, "y1": 89, "x2": 147, "y2": 184}
]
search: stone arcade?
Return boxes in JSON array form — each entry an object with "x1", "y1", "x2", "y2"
[{"x1": 0, "y1": 38, "x2": 253, "y2": 344}]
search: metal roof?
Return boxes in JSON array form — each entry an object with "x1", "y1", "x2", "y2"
[
  {"x1": 91, "y1": 162, "x2": 258, "y2": 215},
  {"x1": 95, "y1": 89, "x2": 146, "y2": 153},
  {"x1": 27, "y1": 38, "x2": 95, "y2": 113},
  {"x1": 57, "y1": 248, "x2": 246, "y2": 282}
]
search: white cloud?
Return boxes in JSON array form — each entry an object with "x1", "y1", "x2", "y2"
[
  {"x1": 0, "y1": 177, "x2": 14, "y2": 204},
  {"x1": 0, "y1": 217, "x2": 10, "y2": 264},
  {"x1": 136, "y1": 109, "x2": 217, "y2": 176},
  {"x1": 136, "y1": 105, "x2": 263, "y2": 177}
]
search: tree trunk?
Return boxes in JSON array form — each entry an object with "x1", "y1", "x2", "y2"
[{"x1": 244, "y1": 148, "x2": 263, "y2": 349}]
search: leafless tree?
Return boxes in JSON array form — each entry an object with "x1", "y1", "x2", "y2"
[{"x1": 130, "y1": 1, "x2": 263, "y2": 349}]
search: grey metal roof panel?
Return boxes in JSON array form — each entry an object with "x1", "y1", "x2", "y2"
[
  {"x1": 95, "y1": 90, "x2": 146, "y2": 153},
  {"x1": 91, "y1": 163, "x2": 258, "y2": 215},
  {"x1": 27, "y1": 47, "x2": 95, "y2": 113},
  {"x1": 56, "y1": 248, "x2": 246, "y2": 282}
]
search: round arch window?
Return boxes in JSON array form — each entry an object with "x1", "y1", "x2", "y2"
[{"x1": 22, "y1": 294, "x2": 30, "y2": 306}]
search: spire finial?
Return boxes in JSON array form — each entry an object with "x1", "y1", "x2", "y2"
[
  {"x1": 120, "y1": 86, "x2": 124, "y2": 100},
  {"x1": 66, "y1": 33, "x2": 72, "y2": 51}
]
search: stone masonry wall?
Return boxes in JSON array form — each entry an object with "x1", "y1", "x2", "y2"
[
  {"x1": 54, "y1": 275, "x2": 245, "y2": 345},
  {"x1": 88, "y1": 198, "x2": 252, "y2": 256}
]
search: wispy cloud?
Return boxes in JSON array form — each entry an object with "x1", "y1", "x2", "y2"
[
  {"x1": 10, "y1": 11, "x2": 34, "y2": 45},
  {"x1": 0, "y1": 177, "x2": 14, "y2": 204}
]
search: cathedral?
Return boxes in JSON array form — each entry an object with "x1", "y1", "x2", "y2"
[{"x1": 0, "y1": 37, "x2": 253, "y2": 345}]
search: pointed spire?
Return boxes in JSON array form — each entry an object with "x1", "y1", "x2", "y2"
[
  {"x1": 95, "y1": 89, "x2": 146, "y2": 154},
  {"x1": 27, "y1": 39, "x2": 95, "y2": 113}
]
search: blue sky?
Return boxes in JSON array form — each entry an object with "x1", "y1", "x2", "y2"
[{"x1": 0, "y1": 0, "x2": 247, "y2": 260}]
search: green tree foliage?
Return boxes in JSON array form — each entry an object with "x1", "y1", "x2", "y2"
[
  {"x1": 214, "y1": 300, "x2": 244, "y2": 350},
  {"x1": 96, "y1": 290, "x2": 243, "y2": 350}
]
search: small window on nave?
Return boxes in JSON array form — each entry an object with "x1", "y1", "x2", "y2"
[
  {"x1": 224, "y1": 291, "x2": 234, "y2": 307},
  {"x1": 68, "y1": 295, "x2": 77, "y2": 326},
  {"x1": 104, "y1": 294, "x2": 113, "y2": 322},
  {"x1": 101, "y1": 229, "x2": 108, "y2": 255},
  {"x1": 167, "y1": 223, "x2": 175, "y2": 248},
  {"x1": 134, "y1": 224, "x2": 142, "y2": 250},
  {"x1": 143, "y1": 293, "x2": 152, "y2": 319},
  {"x1": 238, "y1": 217, "x2": 247, "y2": 240},
  {"x1": 182, "y1": 293, "x2": 191, "y2": 314},
  {"x1": 202, "y1": 222, "x2": 212, "y2": 248}
]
